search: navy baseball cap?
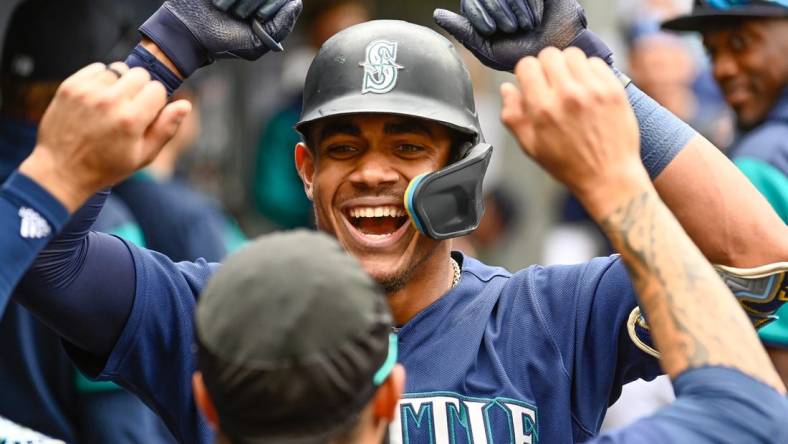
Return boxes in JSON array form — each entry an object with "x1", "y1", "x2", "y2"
[
  {"x1": 195, "y1": 230, "x2": 397, "y2": 444},
  {"x1": 662, "y1": 0, "x2": 788, "y2": 31},
  {"x1": 1, "y1": 0, "x2": 140, "y2": 81}
]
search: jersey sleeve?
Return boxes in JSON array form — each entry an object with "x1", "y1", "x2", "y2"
[
  {"x1": 587, "y1": 366, "x2": 788, "y2": 444},
  {"x1": 0, "y1": 172, "x2": 69, "y2": 314},
  {"x1": 531, "y1": 256, "x2": 662, "y2": 435},
  {"x1": 67, "y1": 240, "x2": 218, "y2": 444}
]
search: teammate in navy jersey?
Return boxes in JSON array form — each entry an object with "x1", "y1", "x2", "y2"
[
  {"x1": 11, "y1": 1, "x2": 788, "y2": 444},
  {"x1": 0, "y1": 42, "x2": 191, "y2": 443}
]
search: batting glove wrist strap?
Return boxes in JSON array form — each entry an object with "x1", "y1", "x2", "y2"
[
  {"x1": 125, "y1": 44, "x2": 183, "y2": 96},
  {"x1": 139, "y1": 5, "x2": 209, "y2": 78},
  {"x1": 568, "y1": 29, "x2": 613, "y2": 66}
]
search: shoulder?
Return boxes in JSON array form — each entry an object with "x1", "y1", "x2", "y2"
[
  {"x1": 461, "y1": 253, "x2": 629, "y2": 305},
  {"x1": 509, "y1": 255, "x2": 626, "y2": 294},
  {"x1": 125, "y1": 239, "x2": 220, "y2": 296},
  {"x1": 732, "y1": 122, "x2": 788, "y2": 173}
]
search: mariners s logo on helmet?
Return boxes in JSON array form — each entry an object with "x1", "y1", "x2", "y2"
[{"x1": 360, "y1": 40, "x2": 404, "y2": 95}]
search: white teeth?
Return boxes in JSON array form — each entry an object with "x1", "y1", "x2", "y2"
[
  {"x1": 364, "y1": 233, "x2": 393, "y2": 240},
  {"x1": 348, "y1": 206, "x2": 405, "y2": 218}
]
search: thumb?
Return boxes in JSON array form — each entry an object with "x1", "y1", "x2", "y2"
[
  {"x1": 140, "y1": 100, "x2": 192, "y2": 164},
  {"x1": 433, "y1": 9, "x2": 479, "y2": 47},
  {"x1": 499, "y1": 82, "x2": 536, "y2": 155}
]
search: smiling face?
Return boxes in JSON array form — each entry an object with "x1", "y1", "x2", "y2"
[
  {"x1": 703, "y1": 19, "x2": 788, "y2": 129},
  {"x1": 295, "y1": 114, "x2": 455, "y2": 292}
]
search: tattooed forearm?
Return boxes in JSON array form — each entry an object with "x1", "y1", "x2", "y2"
[{"x1": 597, "y1": 188, "x2": 783, "y2": 392}]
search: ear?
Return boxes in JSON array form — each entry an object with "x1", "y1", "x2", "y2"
[
  {"x1": 192, "y1": 372, "x2": 219, "y2": 429},
  {"x1": 294, "y1": 143, "x2": 315, "y2": 201},
  {"x1": 373, "y1": 363, "x2": 405, "y2": 422}
]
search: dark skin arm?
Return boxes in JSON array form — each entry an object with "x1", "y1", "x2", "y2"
[{"x1": 653, "y1": 135, "x2": 788, "y2": 267}]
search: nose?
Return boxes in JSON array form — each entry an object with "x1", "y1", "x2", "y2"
[
  {"x1": 712, "y1": 51, "x2": 739, "y2": 82},
  {"x1": 349, "y1": 150, "x2": 399, "y2": 189}
]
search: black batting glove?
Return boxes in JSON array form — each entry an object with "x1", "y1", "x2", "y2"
[
  {"x1": 434, "y1": 0, "x2": 612, "y2": 72},
  {"x1": 140, "y1": 0, "x2": 302, "y2": 77}
]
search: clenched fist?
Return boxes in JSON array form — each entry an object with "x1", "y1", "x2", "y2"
[
  {"x1": 19, "y1": 63, "x2": 192, "y2": 212},
  {"x1": 500, "y1": 48, "x2": 648, "y2": 217}
]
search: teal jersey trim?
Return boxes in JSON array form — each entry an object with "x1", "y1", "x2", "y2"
[
  {"x1": 735, "y1": 157, "x2": 788, "y2": 346},
  {"x1": 222, "y1": 219, "x2": 248, "y2": 254},
  {"x1": 108, "y1": 222, "x2": 147, "y2": 248},
  {"x1": 735, "y1": 157, "x2": 788, "y2": 223},
  {"x1": 74, "y1": 371, "x2": 121, "y2": 393}
]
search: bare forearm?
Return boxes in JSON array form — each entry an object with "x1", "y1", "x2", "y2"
[
  {"x1": 585, "y1": 182, "x2": 784, "y2": 393},
  {"x1": 654, "y1": 134, "x2": 788, "y2": 267}
]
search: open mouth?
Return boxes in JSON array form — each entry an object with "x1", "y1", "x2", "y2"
[{"x1": 345, "y1": 206, "x2": 409, "y2": 239}]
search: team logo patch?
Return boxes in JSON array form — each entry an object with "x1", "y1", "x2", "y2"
[
  {"x1": 18, "y1": 207, "x2": 50, "y2": 239},
  {"x1": 360, "y1": 40, "x2": 404, "y2": 95}
]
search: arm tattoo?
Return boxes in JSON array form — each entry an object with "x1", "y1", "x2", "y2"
[{"x1": 598, "y1": 188, "x2": 782, "y2": 389}]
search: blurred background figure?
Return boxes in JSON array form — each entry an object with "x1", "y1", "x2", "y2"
[
  {"x1": 454, "y1": 186, "x2": 523, "y2": 261},
  {"x1": 114, "y1": 87, "x2": 247, "y2": 263},
  {"x1": 251, "y1": 0, "x2": 372, "y2": 229},
  {"x1": 0, "y1": 0, "x2": 175, "y2": 442}
]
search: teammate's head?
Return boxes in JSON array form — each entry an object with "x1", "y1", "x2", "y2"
[
  {"x1": 193, "y1": 230, "x2": 404, "y2": 444},
  {"x1": 1, "y1": 0, "x2": 138, "y2": 122},
  {"x1": 293, "y1": 20, "x2": 481, "y2": 293},
  {"x1": 662, "y1": 1, "x2": 788, "y2": 129},
  {"x1": 702, "y1": 19, "x2": 788, "y2": 129}
]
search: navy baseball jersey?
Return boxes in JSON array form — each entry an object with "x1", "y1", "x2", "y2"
[{"x1": 62, "y1": 233, "x2": 660, "y2": 443}]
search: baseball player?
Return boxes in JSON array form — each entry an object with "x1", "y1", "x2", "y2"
[
  {"x1": 11, "y1": 1, "x2": 788, "y2": 443},
  {"x1": 191, "y1": 50, "x2": 788, "y2": 444},
  {"x1": 191, "y1": 230, "x2": 405, "y2": 444}
]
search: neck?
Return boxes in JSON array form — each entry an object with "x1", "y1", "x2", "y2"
[{"x1": 387, "y1": 241, "x2": 454, "y2": 326}]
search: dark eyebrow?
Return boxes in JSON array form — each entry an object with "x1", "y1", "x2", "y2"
[
  {"x1": 384, "y1": 121, "x2": 433, "y2": 138},
  {"x1": 319, "y1": 121, "x2": 361, "y2": 141}
]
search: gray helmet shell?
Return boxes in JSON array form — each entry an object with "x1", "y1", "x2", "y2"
[{"x1": 295, "y1": 20, "x2": 481, "y2": 141}]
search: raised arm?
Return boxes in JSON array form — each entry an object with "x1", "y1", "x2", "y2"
[
  {"x1": 501, "y1": 47, "x2": 786, "y2": 443},
  {"x1": 435, "y1": 0, "x2": 788, "y2": 267},
  {"x1": 12, "y1": 63, "x2": 190, "y2": 355},
  {"x1": 14, "y1": 0, "x2": 302, "y2": 360}
]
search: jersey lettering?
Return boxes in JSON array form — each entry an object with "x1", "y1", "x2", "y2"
[{"x1": 389, "y1": 392, "x2": 538, "y2": 444}]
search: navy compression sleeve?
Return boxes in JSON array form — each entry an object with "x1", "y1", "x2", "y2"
[
  {"x1": 18, "y1": 189, "x2": 137, "y2": 359},
  {"x1": 0, "y1": 172, "x2": 69, "y2": 309},
  {"x1": 626, "y1": 83, "x2": 696, "y2": 179},
  {"x1": 591, "y1": 367, "x2": 788, "y2": 443}
]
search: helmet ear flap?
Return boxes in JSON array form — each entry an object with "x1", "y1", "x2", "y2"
[{"x1": 405, "y1": 143, "x2": 493, "y2": 240}]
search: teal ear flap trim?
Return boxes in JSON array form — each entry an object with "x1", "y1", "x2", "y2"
[{"x1": 405, "y1": 173, "x2": 429, "y2": 235}]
